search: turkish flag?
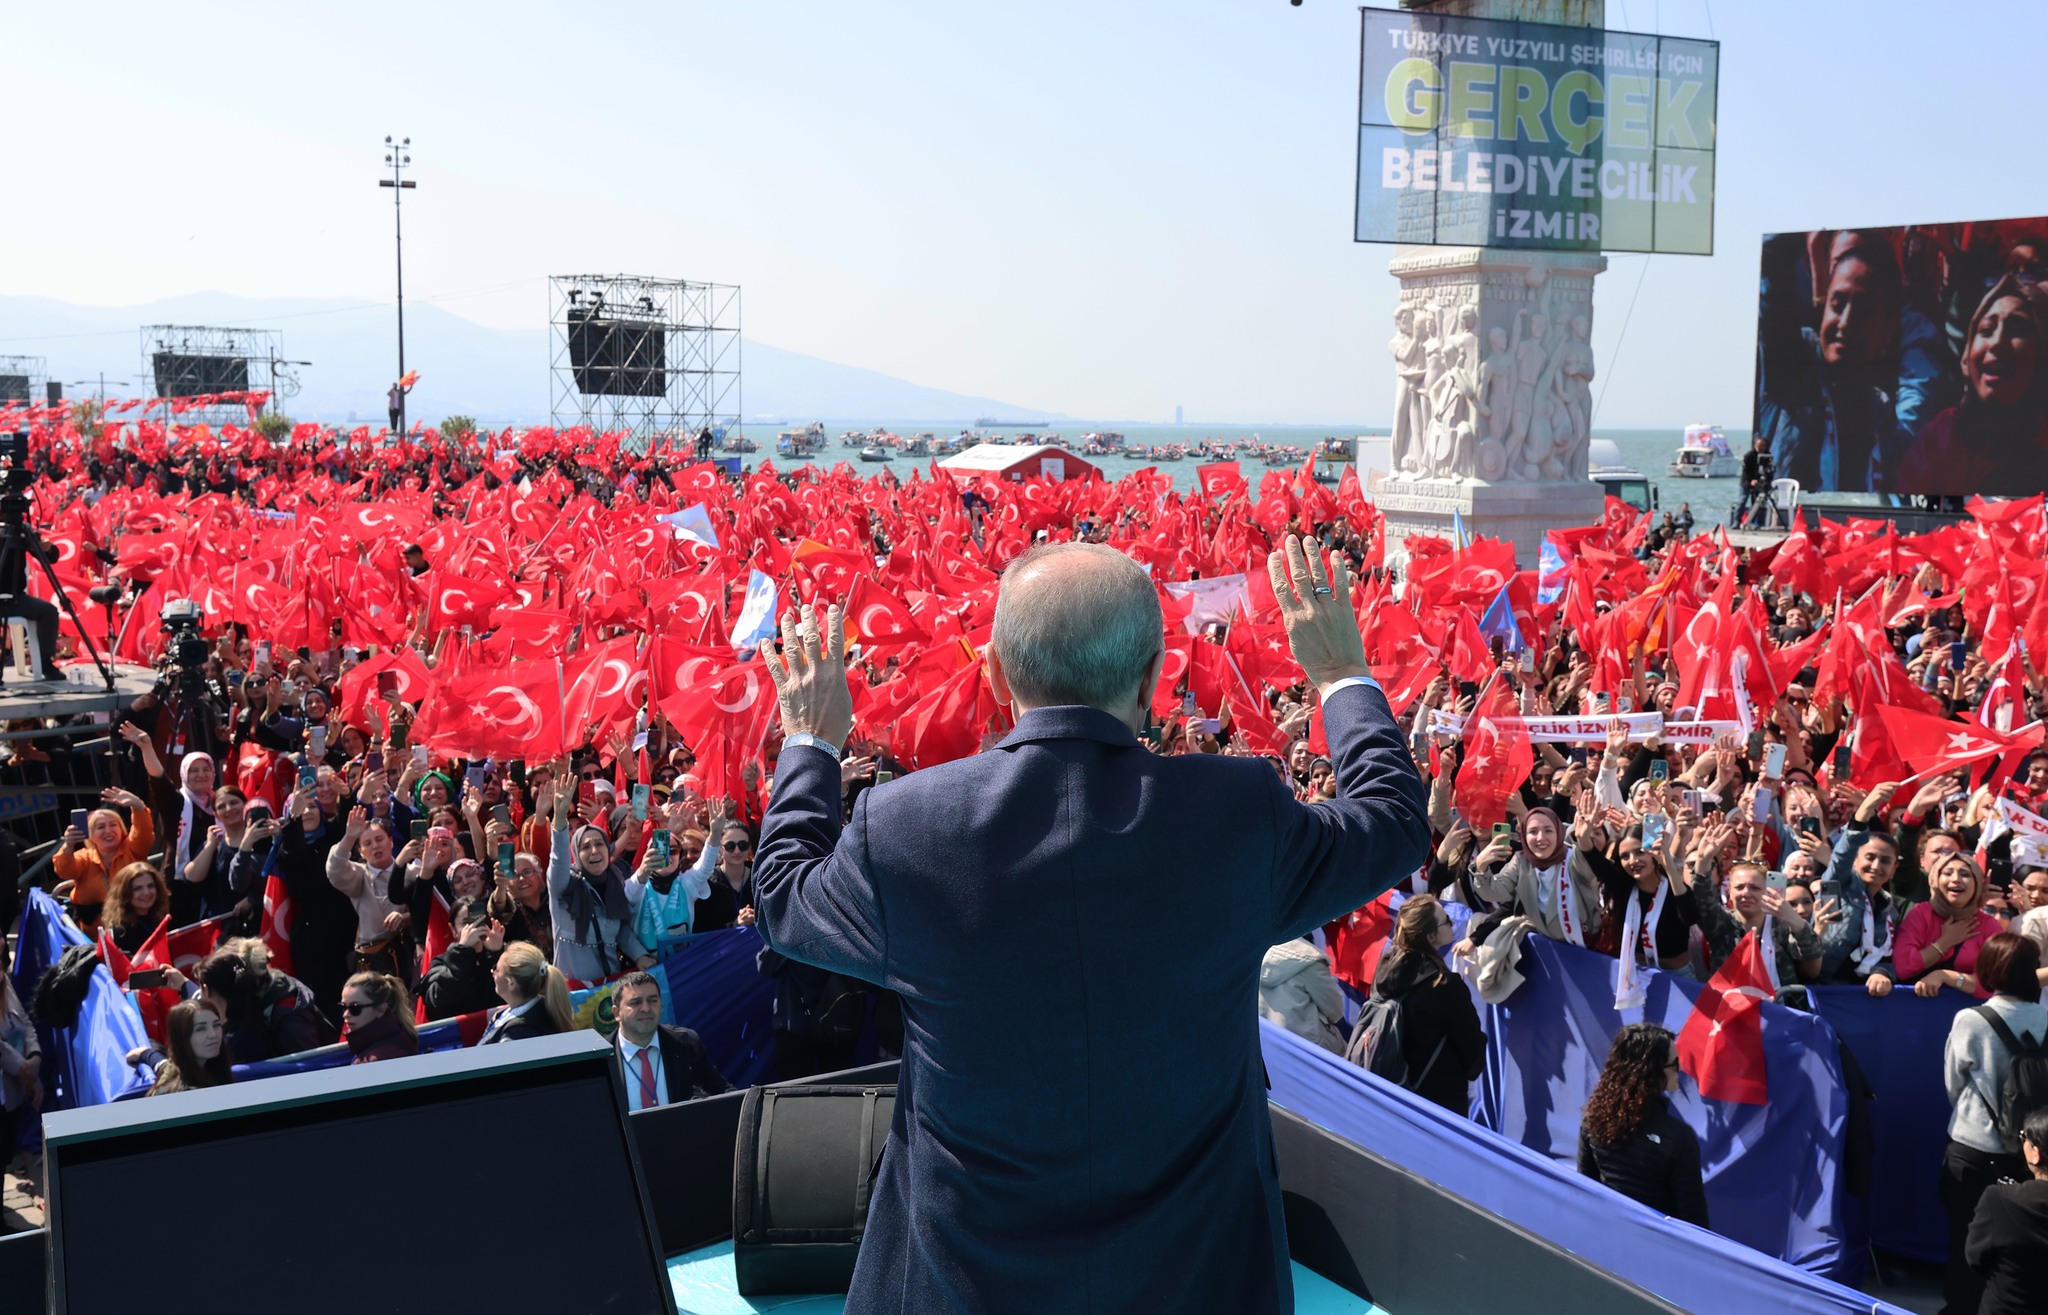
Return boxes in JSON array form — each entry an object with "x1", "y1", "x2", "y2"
[
  {"x1": 426, "y1": 661, "x2": 568, "y2": 761},
  {"x1": 898, "y1": 659, "x2": 992, "y2": 770},
  {"x1": 1452, "y1": 678, "x2": 1532, "y2": 830},
  {"x1": 845, "y1": 574, "x2": 931, "y2": 646},
  {"x1": 1676, "y1": 928, "x2": 1776, "y2": 1105},
  {"x1": 661, "y1": 654, "x2": 777, "y2": 753},
  {"x1": 1324, "y1": 892, "x2": 1396, "y2": 992},
  {"x1": 1874, "y1": 704, "x2": 2043, "y2": 781},
  {"x1": 414, "y1": 893, "x2": 454, "y2": 1024},
  {"x1": 260, "y1": 873, "x2": 295, "y2": 976},
  {"x1": 1197, "y1": 462, "x2": 1246, "y2": 501},
  {"x1": 1980, "y1": 644, "x2": 2031, "y2": 736}
]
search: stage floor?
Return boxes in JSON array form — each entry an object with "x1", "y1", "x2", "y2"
[{"x1": 667, "y1": 1241, "x2": 1386, "y2": 1313}]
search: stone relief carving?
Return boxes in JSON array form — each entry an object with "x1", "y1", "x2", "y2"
[{"x1": 1390, "y1": 274, "x2": 1594, "y2": 484}]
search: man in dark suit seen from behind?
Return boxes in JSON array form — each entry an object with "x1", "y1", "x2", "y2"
[
  {"x1": 755, "y1": 537, "x2": 1430, "y2": 1314},
  {"x1": 612, "y1": 971, "x2": 731, "y2": 1112}
]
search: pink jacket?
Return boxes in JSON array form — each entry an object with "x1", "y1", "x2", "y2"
[{"x1": 1892, "y1": 903, "x2": 2004, "y2": 995}]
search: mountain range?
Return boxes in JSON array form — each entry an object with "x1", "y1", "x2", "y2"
[{"x1": 0, "y1": 293, "x2": 1069, "y2": 428}]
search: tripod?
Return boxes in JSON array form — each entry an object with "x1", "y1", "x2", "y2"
[{"x1": 0, "y1": 459, "x2": 120, "y2": 696}]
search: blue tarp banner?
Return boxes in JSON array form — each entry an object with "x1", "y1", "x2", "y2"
[
  {"x1": 1262, "y1": 1019, "x2": 1906, "y2": 1315},
  {"x1": 10, "y1": 890, "x2": 154, "y2": 1111},
  {"x1": 1810, "y1": 985, "x2": 1968, "y2": 1264},
  {"x1": 1475, "y1": 934, "x2": 1856, "y2": 1279}
]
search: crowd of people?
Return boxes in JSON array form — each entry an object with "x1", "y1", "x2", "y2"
[{"x1": 5, "y1": 407, "x2": 2048, "y2": 1304}]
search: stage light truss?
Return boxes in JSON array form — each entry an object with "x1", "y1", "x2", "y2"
[
  {"x1": 139, "y1": 325, "x2": 289, "y2": 418},
  {"x1": 0, "y1": 355, "x2": 47, "y2": 406},
  {"x1": 549, "y1": 273, "x2": 741, "y2": 445}
]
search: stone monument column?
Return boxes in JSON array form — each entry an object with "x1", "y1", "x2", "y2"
[{"x1": 1372, "y1": 0, "x2": 1611, "y2": 568}]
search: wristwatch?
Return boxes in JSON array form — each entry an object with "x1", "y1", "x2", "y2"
[{"x1": 782, "y1": 732, "x2": 842, "y2": 758}]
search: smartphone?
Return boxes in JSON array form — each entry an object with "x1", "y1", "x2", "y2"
[
  {"x1": 1642, "y1": 813, "x2": 1668, "y2": 848},
  {"x1": 127, "y1": 967, "x2": 169, "y2": 990},
  {"x1": 650, "y1": 830, "x2": 673, "y2": 863},
  {"x1": 631, "y1": 783, "x2": 650, "y2": 821},
  {"x1": 412, "y1": 744, "x2": 429, "y2": 768},
  {"x1": 256, "y1": 641, "x2": 272, "y2": 665},
  {"x1": 1520, "y1": 647, "x2": 1535, "y2": 674},
  {"x1": 1950, "y1": 640, "x2": 1968, "y2": 670},
  {"x1": 1833, "y1": 743, "x2": 1852, "y2": 777},
  {"x1": 1595, "y1": 691, "x2": 1612, "y2": 714},
  {"x1": 1746, "y1": 729, "x2": 1766, "y2": 761},
  {"x1": 509, "y1": 760, "x2": 527, "y2": 789},
  {"x1": 296, "y1": 646, "x2": 312, "y2": 661},
  {"x1": 410, "y1": 818, "x2": 428, "y2": 842},
  {"x1": 491, "y1": 803, "x2": 511, "y2": 828},
  {"x1": 1766, "y1": 869, "x2": 1788, "y2": 893},
  {"x1": 1618, "y1": 694, "x2": 1636, "y2": 713},
  {"x1": 389, "y1": 720, "x2": 409, "y2": 751},
  {"x1": 1752, "y1": 787, "x2": 1773, "y2": 823},
  {"x1": 69, "y1": 808, "x2": 90, "y2": 832},
  {"x1": 365, "y1": 750, "x2": 384, "y2": 774},
  {"x1": 1491, "y1": 822, "x2": 1513, "y2": 839},
  {"x1": 1763, "y1": 742, "x2": 1788, "y2": 779},
  {"x1": 465, "y1": 763, "x2": 488, "y2": 793},
  {"x1": 298, "y1": 759, "x2": 318, "y2": 788},
  {"x1": 309, "y1": 725, "x2": 327, "y2": 759},
  {"x1": 497, "y1": 840, "x2": 516, "y2": 874},
  {"x1": 1568, "y1": 746, "x2": 1589, "y2": 766},
  {"x1": 1489, "y1": 635, "x2": 1505, "y2": 663},
  {"x1": 376, "y1": 671, "x2": 400, "y2": 696},
  {"x1": 228, "y1": 669, "x2": 244, "y2": 687},
  {"x1": 1649, "y1": 758, "x2": 1668, "y2": 782},
  {"x1": 1457, "y1": 680, "x2": 1479, "y2": 700},
  {"x1": 1198, "y1": 717, "x2": 1222, "y2": 735},
  {"x1": 875, "y1": 770, "x2": 895, "y2": 785},
  {"x1": 1798, "y1": 814, "x2": 1824, "y2": 839},
  {"x1": 1680, "y1": 788, "x2": 1702, "y2": 814}
]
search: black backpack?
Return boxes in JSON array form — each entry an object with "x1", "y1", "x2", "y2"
[
  {"x1": 1344, "y1": 983, "x2": 1444, "y2": 1090},
  {"x1": 1970, "y1": 1005, "x2": 2048, "y2": 1142}
]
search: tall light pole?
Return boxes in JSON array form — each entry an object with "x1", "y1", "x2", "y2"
[{"x1": 379, "y1": 135, "x2": 415, "y2": 434}]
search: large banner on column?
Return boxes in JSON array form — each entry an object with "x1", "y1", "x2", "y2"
[{"x1": 1356, "y1": 7, "x2": 1718, "y2": 255}]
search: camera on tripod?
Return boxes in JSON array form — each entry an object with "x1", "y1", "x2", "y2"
[
  {"x1": 0, "y1": 430, "x2": 27, "y2": 484},
  {"x1": 159, "y1": 598, "x2": 210, "y2": 671}
]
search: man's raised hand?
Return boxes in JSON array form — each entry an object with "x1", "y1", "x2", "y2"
[
  {"x1": 766, "y1": 602, "x2": 854, "y2": 748},
  {"x1": 1265, "y1": 535, "x2": 1370, "y2": 695}
]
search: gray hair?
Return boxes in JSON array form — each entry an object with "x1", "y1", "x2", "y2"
[{"x1": 991, "y1": 543, "x2": 1162, "y2": 712}]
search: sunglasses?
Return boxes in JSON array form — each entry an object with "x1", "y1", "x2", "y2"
[
  {"x1": 723, "y1": 840, "x2": 752, "y2": 851},
  {"x1": 340, "y1": 1001, "x2": 377, "y2": 1017}
]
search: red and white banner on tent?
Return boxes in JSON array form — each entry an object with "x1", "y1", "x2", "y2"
[{"x1": 1425, "y1": 709, "x2": 1741, "y2": 746}]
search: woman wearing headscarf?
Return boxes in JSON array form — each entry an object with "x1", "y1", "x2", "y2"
[
  {"x1": 1895, "y1": 853, "x2": 2007, "y2": 998},
  {"x1": 1469, "y1": 806, "x2": 1603, "y2": 947},
  {"x1": 49, "y1": 785, "x2": 155, "y2": 934},
  {"x1": 164, "y1": 752, "x2": 218, "y2": 927},
  {"x1": 1894, "y1": 274, "x2": 2048, "y2": 497},
  {"x1": 549, "y1": 804, "x2": 655, "y2": 984}
]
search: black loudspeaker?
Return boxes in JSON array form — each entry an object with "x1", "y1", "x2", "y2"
[
  {"x1": 149, "y1": 351, "x2": 249, "y2": 398},
  {"x1": 566, "y1": 307, "x2": 667, "y2": 398},
  {"x1": 731, "y1": 1083, "x2": 895, "y2": 1296},
  {"x1": 46, "y1": 381, "x2": 62, "y2": 405}
]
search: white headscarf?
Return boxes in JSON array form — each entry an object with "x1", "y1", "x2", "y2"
[{"x1": 175, "y1": 752, "x2": 217, "y2": 874}]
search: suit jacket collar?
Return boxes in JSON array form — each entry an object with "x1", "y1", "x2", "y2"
[{"x1": 998, "y1": 704, "x2": 1140, "y2": 751}]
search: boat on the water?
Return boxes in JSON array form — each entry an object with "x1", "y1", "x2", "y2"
[
  {"x1": 858, "y1": 444, "x2": 892, "y2": 463},
  {"x1": 1668, "y1": 424, "x2": 1737, "y2": 479}
]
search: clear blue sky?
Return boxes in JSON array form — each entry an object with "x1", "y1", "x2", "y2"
[{"x1": 4, "y1": 0, "x2": 2041, "y2": 425}]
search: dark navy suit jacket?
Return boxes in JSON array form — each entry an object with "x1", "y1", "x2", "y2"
[{"x1": 755, "y1": 683, "x2": 1429, "y2": 1313}]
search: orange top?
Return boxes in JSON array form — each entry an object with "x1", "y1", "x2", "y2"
[{"x1": 51, "y1": 807, "x2": 157, "y2": 920}]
